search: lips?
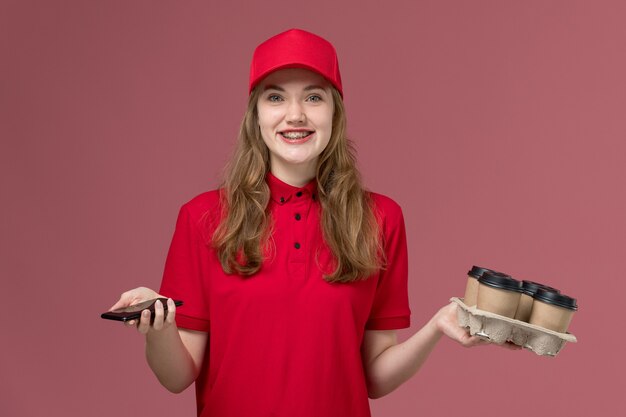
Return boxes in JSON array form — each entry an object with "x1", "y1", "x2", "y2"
[{"x1": 280, "y1": 130, "x2": 314, "y2": 140}]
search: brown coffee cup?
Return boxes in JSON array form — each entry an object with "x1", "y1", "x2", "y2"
[
  {"x1": 477, "y1": 272, "x2": 522, "y2": 318},
  {"x1": 514, "y1": 281, "x2": 560, "y2": 322},
  {"x1": 529, "y1": 289, "x2": 578, "y2": 333},
  {"x1": 464, "y1": 266, "x2": 494, "y2": 307}
]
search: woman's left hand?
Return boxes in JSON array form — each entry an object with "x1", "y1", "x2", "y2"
[{"x1": 432, "y1": 302, "x2": 521, "y2": 350}]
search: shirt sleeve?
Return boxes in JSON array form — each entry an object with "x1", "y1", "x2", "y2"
[
  {"x1": 365, "y1": 196, "x2": 411, "y2": 330},
  {"x1": 159, "y1": 201, "x2": 212, "y2": 332}
]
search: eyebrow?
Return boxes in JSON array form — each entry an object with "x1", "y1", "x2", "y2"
[
  {"x1": 304, "y1": 85, "x2": 327, "y2": 92},
  {"x1": 263, "y1": 84, "x2": 327, "y2": 92}
]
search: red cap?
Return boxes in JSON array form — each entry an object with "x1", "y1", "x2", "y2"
[{"x1": 249, "y1": 29, "x2": 343, "y2": 97}]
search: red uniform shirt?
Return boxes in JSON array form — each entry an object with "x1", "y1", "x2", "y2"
[{"x1": 160, "y1": 173, "x2": 411, "y2": 417}]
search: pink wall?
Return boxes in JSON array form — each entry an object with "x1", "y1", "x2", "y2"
[{"x1": 2, "y1": 1, "x2": 624, "y2": 415}]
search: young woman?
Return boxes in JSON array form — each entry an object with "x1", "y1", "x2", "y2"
[{"x1": 109, "y1": 29, "x2": 503, "y2": 417}]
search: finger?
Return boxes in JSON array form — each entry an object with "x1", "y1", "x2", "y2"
[
  {"x1": 447, "y1": 302, "x2": 458, "y2": 315},
  {"x1": 152, "y1": 299, "x2": 165, "y2": 331},
  {"x1": 166, "y1": 298, "x2": 176, "y2": 325},
  {"x1": 453, "y1": 328, "x2": 484, "y2": 348},
  {"x1": 501, "y1": 341, "x2": 522, "y2": 350},
  {"x1": 137, "y1": 309, "x2": 152, "y2": 335},
  {"x1": 448, "y1": 324, "x2": 474, "y2": 343},
  {"x1": 109, "y1": 289, "x2": 139, "y2": 311},
  {"x1": 466, "y1": 336, "x2": 491, "y2": 347},
  {"x1": 109, "y1": 296, "x2": 129, "y2": 311}
]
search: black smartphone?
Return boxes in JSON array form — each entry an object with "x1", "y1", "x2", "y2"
[{"x1": 101, "y1": 298, "x2": 183, "y2": 322}]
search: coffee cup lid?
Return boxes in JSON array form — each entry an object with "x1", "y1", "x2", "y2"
[
  {"x1": 478, "y1": 271, "x2": 522, "y2": 292},
  {"x1": 521, "y1": 280, "x2": 560, "y2": 296},
  {"x1": 534, "y1": 288, "x2": 578, "y2": 311},
  {"x1": 467, "y1": 266, "x2": 496, "y2": 279}
]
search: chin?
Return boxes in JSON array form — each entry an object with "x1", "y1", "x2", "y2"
[{"x1": 281, "y1": 153, "x2": 315, "y2": 164}]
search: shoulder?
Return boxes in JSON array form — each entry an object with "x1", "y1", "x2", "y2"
[
  {"x1": 176, "y1": 189, "x2": 223, "y2": 236},
  {"x1": 180, "y1": 189, "x2": 222, "y2": 217},
  {"x1": 368, "y1": 192, "x2": 406, "y2": 238},
  {"x1": 368, "y1": 192, "x2": 407, "y2": 256},
  {"x1": 368, "y1": 192, "x2": 403, "y2": 220}
]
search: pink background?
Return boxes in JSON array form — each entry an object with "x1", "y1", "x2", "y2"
[{"x1": 2, "y1": 0, "x2": 624, "y2": 415}]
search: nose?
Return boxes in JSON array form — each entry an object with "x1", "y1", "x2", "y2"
[{"x1": 286, "y1": 99, "x2": 306, "y2": 124}]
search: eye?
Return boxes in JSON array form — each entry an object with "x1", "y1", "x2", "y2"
[
  {"x1": 306, "y1": 94, "x2": 323, "y2": 103},
  {"x1": 267, "y1": 94, "x2": 283, "y2": 102}
]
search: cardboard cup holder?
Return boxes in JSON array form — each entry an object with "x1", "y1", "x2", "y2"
[{"x1": 451, "y1": 297, "x2": 577, "y2": 357}]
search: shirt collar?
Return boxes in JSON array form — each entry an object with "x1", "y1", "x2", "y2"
[{"x1": 266, "y1": 171, "x2": 318, "y2": 204}]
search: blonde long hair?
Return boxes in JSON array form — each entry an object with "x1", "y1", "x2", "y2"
[{"x1": 212, "y1": 87, "x2": 382, "y2": 283}]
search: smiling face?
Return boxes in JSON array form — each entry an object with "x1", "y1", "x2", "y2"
[{"x1": 256, "y1": 68, "x2": 335, "y2": 186}]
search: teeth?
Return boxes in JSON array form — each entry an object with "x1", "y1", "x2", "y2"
[{"x1": 281, "y1": 131, "x2": 312, "y2": 139}]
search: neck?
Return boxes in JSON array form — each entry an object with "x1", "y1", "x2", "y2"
[{"x1": 269, "y1": 160, "x2": 316, "y2": 187}]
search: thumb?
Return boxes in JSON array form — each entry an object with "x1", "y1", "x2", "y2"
[{"x1": 108, "y1": 291, "x2": 137, "y2": 311}]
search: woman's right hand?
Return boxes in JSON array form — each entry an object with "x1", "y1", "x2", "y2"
[
  {"x1": 109, "y1": 288, "x2": 204, "y2": 392},
  {"x1": 108, "y1": 287, "x2": 177, "y2": 334}
]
